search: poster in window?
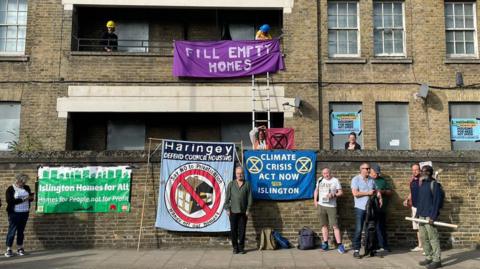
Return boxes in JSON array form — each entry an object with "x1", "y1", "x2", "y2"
[
  {"x1": 450, "y1": 118, "x2": 480, "y2": 142},
  {"x1": 330, "y1": 111, "x2": 361, "y2": 135}
]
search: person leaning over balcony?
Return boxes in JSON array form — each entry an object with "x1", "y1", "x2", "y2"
[
  {"x1": 4, "y1": 174, "x2": 34, "y2": 258},
  {"x1": 102, "y1": 20, "x2": 118, "y2": 52},
  {"x1": 345, "y1": 132, "x2": 361, "y2": 150},
  {"x1": 255, "y1": 24, "x2": 272, "y2": 40},
  {"x1": 249, "y1": 125, "x2": 269, "y2": 150}
]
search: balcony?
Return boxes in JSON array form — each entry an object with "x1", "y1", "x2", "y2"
[{"x1": 71, "y1": 6, "x2": 283, "y2": 56}]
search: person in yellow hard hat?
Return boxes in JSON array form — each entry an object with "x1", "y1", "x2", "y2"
[
  {"x1": 102, "y1": 20, "x2": 118, "y2": 52},
  {"x1": 255, "y1": 24, "x2": 272, "y2": 40}
]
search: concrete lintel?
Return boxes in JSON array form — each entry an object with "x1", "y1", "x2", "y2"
[{"x1": 62, "y1": 0, "x2": 294, "y2": 13}]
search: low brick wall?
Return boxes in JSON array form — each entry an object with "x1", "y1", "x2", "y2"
[{"x1": 0, "y1": 151, "x2": 478, "y2": 250}]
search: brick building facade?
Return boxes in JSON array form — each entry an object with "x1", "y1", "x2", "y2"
[{"x1": 0, "y1": 0, "x2": 479, "y2": 249}]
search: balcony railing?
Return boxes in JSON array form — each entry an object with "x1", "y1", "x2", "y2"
[
  {"x1": 72, "y1": 36, "x2": 174, "y2": 56},
  {"x1": 72, "y1": 36, "x2": 285, "y2": 56}
]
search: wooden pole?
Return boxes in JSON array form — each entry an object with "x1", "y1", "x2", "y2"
[
  {"x1": 137, "y1": 138, "x2": 153, "y2": 251},
  {"x1": 405, "y1": 217, "x2": 458, "y2": 229}
]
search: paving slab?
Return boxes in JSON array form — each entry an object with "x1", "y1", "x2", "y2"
[{"x1": 0, "y1": 247, "x2": 478, "y2": 269}]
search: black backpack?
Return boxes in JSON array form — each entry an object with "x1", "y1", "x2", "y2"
[
  {"x1": 430, "y1": 180, "x2": 445, "y2": 209},
  {"x1": 363, "y1": 196, "x2": 381, "y2": 256},
  {"x1": 297, "y1": 227, "x2": 315, "y2": 250}
]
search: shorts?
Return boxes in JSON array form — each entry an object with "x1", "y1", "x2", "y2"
[
  {"x1": 318, "y1": 205, "x2": 338, "y2": 227},
  {"x1": 412, "y1": 207, "x2": 419, "y2": 230}
]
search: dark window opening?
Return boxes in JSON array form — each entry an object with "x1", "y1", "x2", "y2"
[
  {"x1": 69, "y1": 112, "x2": 284, "y2": 151},
  {"x1": 72, "y1": 6, "x2": 283, "y2": 53}
]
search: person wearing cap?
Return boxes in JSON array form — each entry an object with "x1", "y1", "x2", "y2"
[
  {"x1": 102, "y1": 20, "x2": 118, "y2": 52},
  {"x1": 255, "y1": 24, "x2": 272, "y2": 40},
  {"x1": 416, "y1": 165, "x2": 443, "y2": 269},
  {"x1": 370, "y1": 163, "x2": 392, "y2": 252}
]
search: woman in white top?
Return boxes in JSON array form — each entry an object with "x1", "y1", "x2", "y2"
[{"x1": 4, "y1": 174, "x2": 33, "y2": 257}]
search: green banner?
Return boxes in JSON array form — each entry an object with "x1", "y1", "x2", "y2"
[{"x1": 37, "y1": 166, "x2": 131, "y2": 213}]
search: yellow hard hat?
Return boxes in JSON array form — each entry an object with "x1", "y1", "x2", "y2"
[{"x1": 106, "y1": 20, "x2": 116, "y2": 28}]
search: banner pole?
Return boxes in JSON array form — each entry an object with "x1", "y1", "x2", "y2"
[{"x1": 137, "y1": 138, "x2": 153, "y2": 251}]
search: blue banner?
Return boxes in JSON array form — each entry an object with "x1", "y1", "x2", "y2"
[
  {"x1": 156, "y1": 139, "x2": 235, "y2": 232},
  {"x1": 331, "y1": 112, "x2": 361, "y2": 135},
  {"x1": 451, "y1": 118, "x2": 480, "y2": 142},
  {"x1": 244, "y1": 150, "x2": 317, "y2": 200}
]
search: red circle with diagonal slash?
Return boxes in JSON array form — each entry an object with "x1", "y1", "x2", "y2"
[{"x1": 169, "y1": 169, "x2": 222, "y2": 224}]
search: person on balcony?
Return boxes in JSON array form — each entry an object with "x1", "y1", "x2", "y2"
[
  {"x1": 255, "y1": 24, "x2": 272, "y2": 40},
  {"x1": 102, "y1": 20, "x2": 118, "y2": 52}
]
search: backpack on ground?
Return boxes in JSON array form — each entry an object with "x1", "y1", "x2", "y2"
[
  {"x1": 259, "y1": 228, "x2": 277, "y2": 250},
  {"x1": 430, "y1": 180, "x2": 445, "y2": 209},
  {"x1": 272, "y1": 230, "x2": 291, "y2": 249},
  {"x1": 297, "y1": 227, "x2": 315, "y2": 250}
]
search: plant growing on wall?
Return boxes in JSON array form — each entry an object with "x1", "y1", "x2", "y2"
[{"x1": 7, "y1": 130, "x2": 43, "y2": 152}]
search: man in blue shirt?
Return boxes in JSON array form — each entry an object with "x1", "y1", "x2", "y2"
[
  {"x1": 351, "y1": 163, "x2": 383, "y2": 258},
  {"x1": 417, "y1": 165, "x2": 443, "y2": 269}
]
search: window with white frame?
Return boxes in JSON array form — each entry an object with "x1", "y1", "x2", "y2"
[
  {"x1": 373, "y1": 1, "x2": 405, "y2": 56},
  {"x1": 445, "y1": 2, "x2": 478, "y2": 57},
  {"x1": 328, "y1": 1, "x2": 359, "y2": 57},
  {"x1": 0, "y1": 0, "x2": 27, "y2": 54}
]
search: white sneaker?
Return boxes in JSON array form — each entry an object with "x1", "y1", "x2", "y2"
[{"x1": 411, "y1": 246, "x2": 423, "y2": 252}]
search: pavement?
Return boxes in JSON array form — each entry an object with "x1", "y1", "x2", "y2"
[{"x1": 0, "y1": 248, "x2": 479, "y2": 269}]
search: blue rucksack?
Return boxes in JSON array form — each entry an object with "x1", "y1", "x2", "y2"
[{"x1": 272, "y1": 230, "x2": 291, "y2": 249}]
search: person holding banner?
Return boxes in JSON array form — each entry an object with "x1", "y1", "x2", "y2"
[
  {"x1": 416, "y1": 165, "x2": 443, "y2": 269},
  {"x1": 345, "y1": 132, "x2": 361, "y2": 150},
  {"x1": 4, "y1": 174, "x2": 34, "y2": 257},
  {"x1": 403, "y1": 163, "x2": 423, "y2": 252},
  {"x1": 313, "y1": 168, "x2": 345, "y2": 254},
  {"x1": 255, "y1": 24, "x2": 272, "y2": 40},
  {"x1": 351, "y1": 163, "x2": 382, "y2": 259},
  {"x1": 225, "y1": 166, "x2": 253, "y2": 254},
  {"x1": 249, "y1": 125, "x2": 269, "y2": 150}
]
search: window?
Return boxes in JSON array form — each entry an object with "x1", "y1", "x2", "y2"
[
  {"x1": 445, "y1": 2, "x2": 477, "y2": 57},
  {"x1": 450, "y1": 103, "x2": 480, "y2": 150},
  {"x1": 328, "y1": 1, "x2": 359, "y2": 57},
  {"x1": 373, "y1": 1, "x2": 405, "y2": 56},
  {"x1": 0, "y1": 0, "x2": 27, "y2": 54},
  {"x1": 107, "y1": 120, "x2": 146, "y2": 150},
  {"x1": 0, "y1": 102, "x2": 21, "y2": 151},
  {"x1": 329, "y1": 103, "x2": 363, "y2": 149},
  {"x1": 116, "y1": 22, "x2": 149, "y2": 53},
  {"x1": 376, "y1": 103, "x2": 410, "y2": 150}
]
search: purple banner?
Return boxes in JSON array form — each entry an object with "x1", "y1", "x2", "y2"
[{"x1": 173, "y1": 39, "x2": 285, "y2": 78}]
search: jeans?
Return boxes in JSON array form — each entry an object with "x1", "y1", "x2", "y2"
[
  {"x1": 6, "y1": 212, "x2": 29, "y2": 248},
  {"x1": 376, "y1": 211, "x2": 389, "y2": 249},
  {"x1": 229, "y1": 213, "x2": 247, "y2": 251},
  {"x1": 353, "y1": 208, "x2": 366, "y2": 251}
]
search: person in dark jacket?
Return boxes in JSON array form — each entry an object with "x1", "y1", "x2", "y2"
[
  {"x1": 416, "y1": 165, "x2": 443, "y2": 269},
  {"x1": 102, "y1": 20, "x2": 118, "y2": 52},
  {"x1": 4, "y1": 173, "x2": 34, "y2": 258},
  {"x1": 345, "y1": 132, "x2": 361, "y2": 150}
]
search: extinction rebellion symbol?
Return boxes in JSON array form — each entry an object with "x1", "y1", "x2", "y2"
[{"x1": 164, "y1": 162, "x2": 226, "y2": 228}]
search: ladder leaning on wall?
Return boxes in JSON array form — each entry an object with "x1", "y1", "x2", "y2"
[{"x1": 251, "y1": 72, "x2": 272, "y2": 129}]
